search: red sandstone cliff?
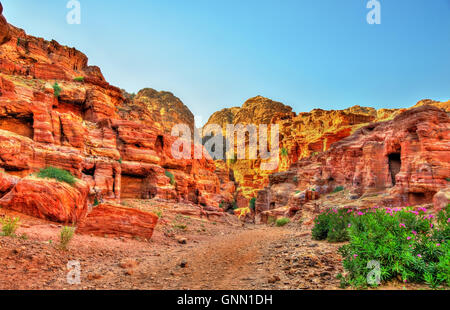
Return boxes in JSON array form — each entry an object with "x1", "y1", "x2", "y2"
[
  {"x1": 0, "y1": 6, "x2": 232, "y2": 229},
  {"x1": 256, "y1": 105, "x2": 450, "y2": 220}
]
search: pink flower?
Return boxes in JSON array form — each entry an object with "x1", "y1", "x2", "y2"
[
  {"x1": 417, "y1": 254, "x2": 422, "y2": 258},
  {"x1": 357, "y1": 212, "x2": 364, "y2": 216},
  {"x1": 412, "y1": 230, "x2": 417, "y2": 235},
  {"x1": 353, "y1": 254, "x2": 358, "y2": 258},
  {"x1": 399, "y1": 223, "x2": 406, "y2": 228},
  {"x1": 348, "y1": 224, "x2": 351, "y2": 228},
  {"x1": 403, "y1": 279, "x2": 407, "y2": 283},
  {"x1": 430, "y1": 223, "x2": 434, "y2": 228},
  {"x1": 437, "y1": 243, "x2": 441, "y2": 247},
  {"x1": 407, "y1": 236, "x2": 412, "y2": 240},
  {"x1": 447, "y1": 218, "x2": 450, "y2": 223}
]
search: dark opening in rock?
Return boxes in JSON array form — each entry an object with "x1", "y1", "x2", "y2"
[
  {"x1": 155, "y1": 135, "x2": 164, "y2": 153},
  {"x1": 388, "y1": 153, "x2": 401, "y2": 186}
]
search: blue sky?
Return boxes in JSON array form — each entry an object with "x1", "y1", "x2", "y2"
[{"x1": 3, "y1": 0, "x2": 450, "y2": 123}]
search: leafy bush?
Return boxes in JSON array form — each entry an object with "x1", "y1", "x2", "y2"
[
  {"x1": 73, "y1": 76, "x2": 85, "y2": 82},
  {"x1": 118, "y1": 158, "x2": 123, "y2": 164},
  {"x1": 1, "y1": 216, "x2": 20, "y2": 236},
  {"x1": 276, "y1": 218, "x2": 290, "y2": 227},
  {"x1": 332, "y1": 186, "x2": 345, "y2": 193},
  {"x1": 52, "y1": 82, "x2": 62, "y2": 97},
  {"x1": 232, "y1": 200, "x2": 238, "y2": 210},
  {"x1": 60, "y1": 226, "x2": 75, "y2": 250},
  {"x1": 93, "y1": 198, "x2": 100, "y2": 207},
  {"x1": 334, "y1": 206, "x2": 450, "y2": 289},
  {"x1": 312, "y1": 208, "x2": 353, "y2": 242},
  {"x1": 37, "y1": 167, "x2": 76, "y2": 185},
  {"x1": 249, "y1": 198, "x2": 256, "y2": 210},
  {"x1": 446, "y1": 177, "x2": 450, "y2": 182},
  {"x1": 281, "y1": 148, "x2": 288, "y2": 157},
  {"x1": 165, "y1": 170, "x2": 176, "y2": 186}
]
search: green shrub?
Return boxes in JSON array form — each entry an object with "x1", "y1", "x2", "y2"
[
  {"x1": 165, "y1": 170, "x2": 176, "y2": 186},
  {"x1": 293, "y1": 176, "x2": 298, "y2": 183},
  {"x1": 60, "y1": 226, "x2": 75, "y2": 250},
  {"x1": 249, "y1": 198, "x2": 256, "y2": 210},
  {"x1": 446, "y1": 177, "x2": 450, "y2": 182},
  {"x1": 37, "y1": 167, "x2": 76, "y2": 185},
  {"x1": 118, "y1": 158, "x2": 123, "y2": 164},
  {"x1": 336, "y1": 206, "x2": 450, "y2": 289},
  {"x1": 312, "y1": 208, "x2": 353, "y2": 242},
  {"x1": 73, "y1": 76, "x2": 85, "y2": 82},
  {"x1": 52, "y1": 82, "x2": 62, "y2": 97},
  {"x1": 93, "y1": 198, "x2": 100, "y2": 207},
  {"x1": 276, "y1": 217, "x2": 290, "y2": 227},
  {"x1": 281, "y1": 148, "x2": 288, "y2": 157},
  {"x1": 232, "y1": 200, "x2": 238, "y2": 210},
  {"x1": 1, "y1": 216, "x2": 20, "y2": 237},
  {"x1": 332, "y1": 186, "x2": 345, "y2": 193}
]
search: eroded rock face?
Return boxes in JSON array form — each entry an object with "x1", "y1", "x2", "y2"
[
  {"x1": 76, "y1": 203, "x2": 159, "y2": 239},
  {"x1": 0, "y1": 173, "x2": 89, "y2": 223},
  {"x1": 204, "y1": 97, "x2": 401, "y2": 199},
  {"x1": 205, "y1": 94, "x2": 449, "y2": 203},
  {"x1": 0, "y1": 2, "x2": 10, "y2": 45},
  {"x1": 119, "y1": 88, "x2": 195, "y2": 134},
  {"x1": 258, "y1": 106, "x2": 450, "y2": 212},
  {"x1": 0, "y1": 8, "x2": 230, "y2": 218}
]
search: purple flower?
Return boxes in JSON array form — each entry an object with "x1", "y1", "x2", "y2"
[{"x1": 417, "y1": 254, "x2": 422, "y2": 258}]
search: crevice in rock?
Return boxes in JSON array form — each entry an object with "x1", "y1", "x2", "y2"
[{"x1": 388, "y1": 153, "x2": 401, "y2": 186}]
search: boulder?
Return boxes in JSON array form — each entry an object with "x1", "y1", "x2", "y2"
[
  {"x1": 76, "y1": 203, "x2": 159, "y2": 239},
  {"x1": 0, "y1": 176, "x2": 89, "y2": 223}
]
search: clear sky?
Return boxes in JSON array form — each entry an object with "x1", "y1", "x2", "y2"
[{"x1": 3, "y1": 0, "x2": 450, "y2": 124}]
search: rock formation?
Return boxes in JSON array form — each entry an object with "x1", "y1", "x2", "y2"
[
  {"x1": 256, "y1": 105, "x2": 450, "y2": 218},
  {"x1": 205, "y1": 94, "x2": 449, "y2": 206},
  {"x1": 0, "y1": 6, "x2": 232, "y2": 228},
  {"x1": 76, "y1": 203, "x2": 159, "y2": 239}
]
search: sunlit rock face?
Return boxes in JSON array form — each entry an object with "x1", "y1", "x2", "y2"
[
  {"x1": 0, "y1": 6, "x2": 231, "y2": 224},
  {"x1": 257, "y1": 105, "x2": 450, "y2": 214},
  {"x1": 204, "y1": 94, "x2": 442, "y2": 200}
]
